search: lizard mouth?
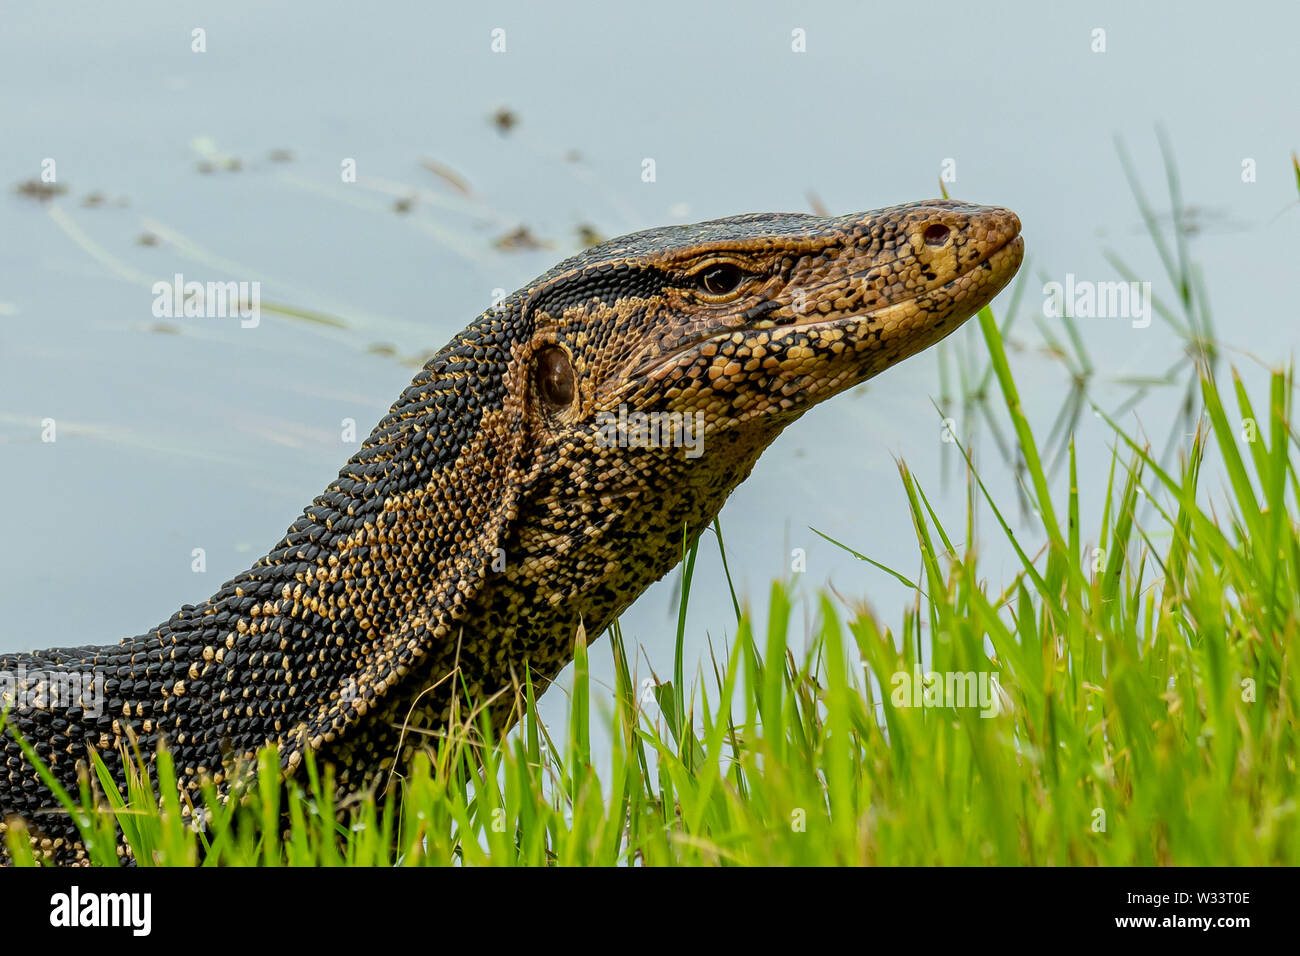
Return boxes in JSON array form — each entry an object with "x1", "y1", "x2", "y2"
[
  {"x1": 634, "y1": 229, "x2": 1023, "y2": 381},
  {"x1": 824, "y1": 231, "x2": 1025, "y2": 334},
  {"x1": 793, "y1": 230, "x2": 1025, "y2": 334}
]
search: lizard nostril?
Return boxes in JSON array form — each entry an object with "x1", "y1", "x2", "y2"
[{"x1": 922, "y1": 223, "x2": 950, "y2": 247}]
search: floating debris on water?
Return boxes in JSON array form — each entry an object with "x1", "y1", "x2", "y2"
[
  {"x1": 191, "y1": 136, "x2": 243, "y2": 173},
  {"x1": 491, "y1": 106, "x2": 518, "y2": 134},
  {"x1": 401, "y1": 350, "x2": 438, "y2": 369},
  {"x1": 14, "y1": 179, "x2": 68, "y2": 202},
  {"x1": 419, "y1": 158, "x2": 472, "y2": 196},
  {"x1": 493, "y1": 225, "x2": 547, "y2": 251}
]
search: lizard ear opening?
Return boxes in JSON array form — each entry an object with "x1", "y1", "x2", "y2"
[{"x1": 535, "y1": 345, "x2": 576, "y2": 411}]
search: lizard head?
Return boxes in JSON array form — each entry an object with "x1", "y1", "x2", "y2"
[
  {"x1": 350, "y1": 200, "x2": 1023, "y2": 708},
  {"x1": 517, "y1": 200, "x2": 1023, "y2": 454}
]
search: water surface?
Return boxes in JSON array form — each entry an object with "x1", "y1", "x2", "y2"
[{"x1": 3, "y1": 1, "x2": 1298, "y2": 731}]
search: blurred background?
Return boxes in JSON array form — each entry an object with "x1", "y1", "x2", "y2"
[{"x1": 2, "y1": 1, "x2": 1298, "y2": 732}]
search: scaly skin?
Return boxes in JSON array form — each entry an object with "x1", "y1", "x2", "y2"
[{"x1": 0, "y1": 200, "x2": 1023, "y2": 862}]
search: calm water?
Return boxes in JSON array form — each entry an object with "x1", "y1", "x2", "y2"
[{"x1": 3, "y1": 2, "x2": 1299, "y2": 733}]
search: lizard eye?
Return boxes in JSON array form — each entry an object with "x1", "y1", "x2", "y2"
[
  {"x1": 697, "y1": 263, "x2": 744, "y2": 296},
  {"x1": 535, "y1": 345, "x2": 575, "y2": 410}
]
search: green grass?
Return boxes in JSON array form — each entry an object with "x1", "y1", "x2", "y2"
[
  {"x1": 5, "y1": 304, "x2": 1297, "y2": 865},
  {"x1": 5, "y1": 144, "x2": 1298, "y2": 866}
]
